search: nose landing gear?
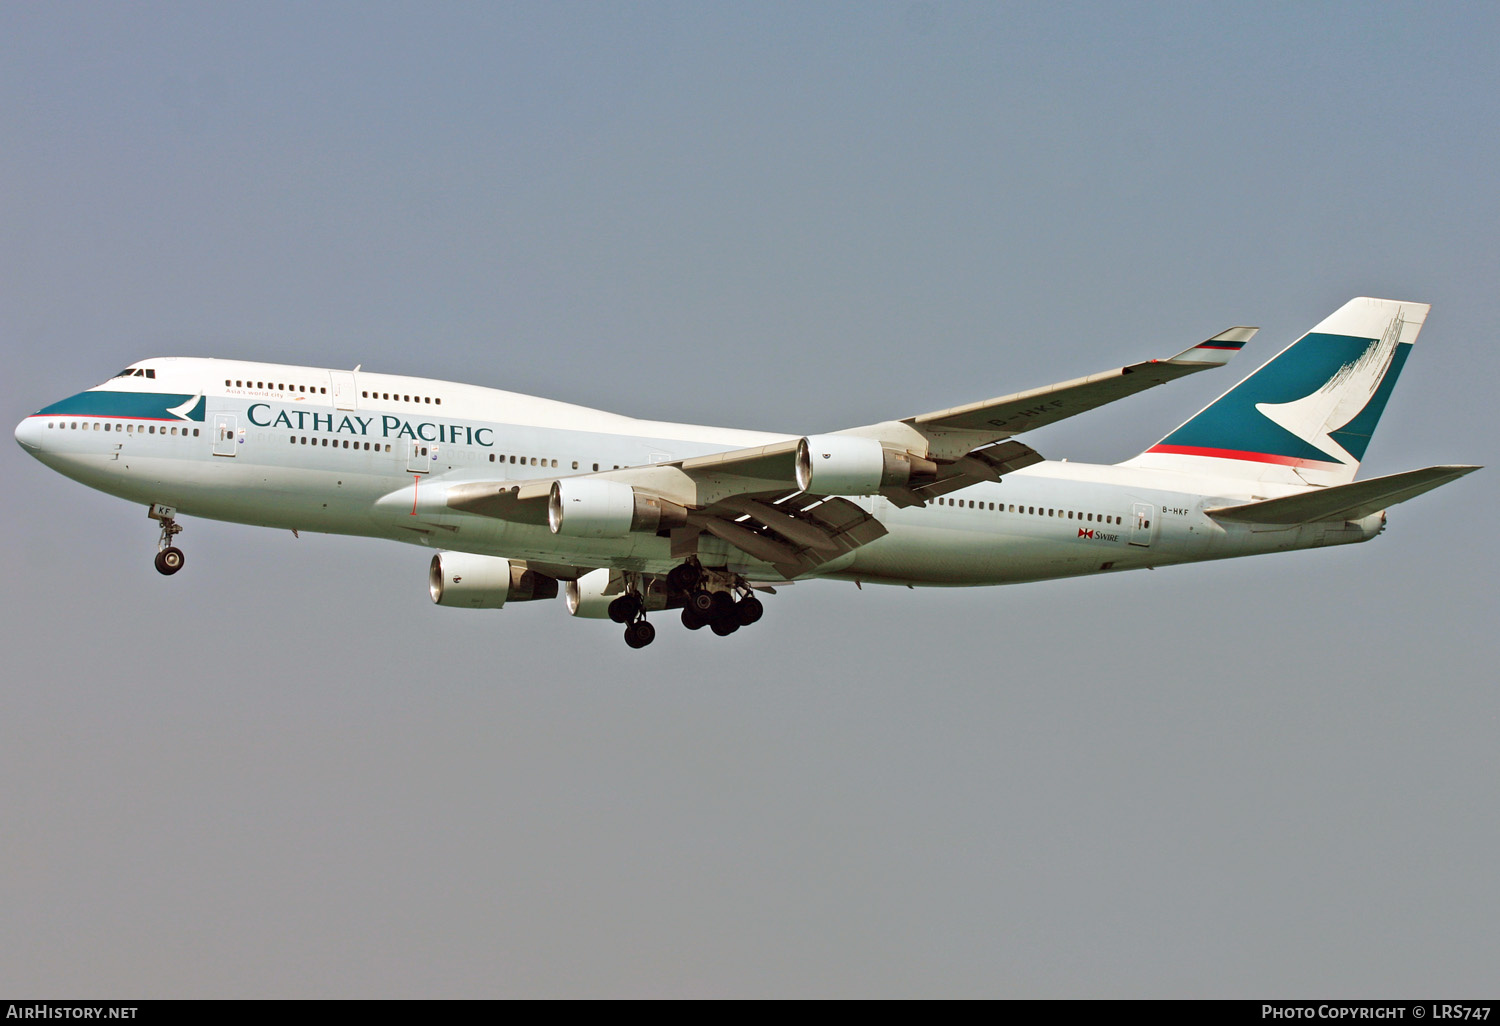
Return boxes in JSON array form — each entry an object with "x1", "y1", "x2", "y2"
[{"x1": 148, "y1": 503, "x2": 185, "y2": 576}]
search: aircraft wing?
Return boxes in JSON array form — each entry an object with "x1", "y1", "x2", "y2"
[
  {"x1": 446, "y1": 458, "x2": 895, "y2": 578},
  {"x1": 838, "y1": 326, "x2": 1257, "y2": 460},
  {"x1": 446, "y1": 326, "x2": 1252, "y2": 576}
]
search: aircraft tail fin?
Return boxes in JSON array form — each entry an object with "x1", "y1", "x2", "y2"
[{"x1": 1121, "y1": 297, "x2": 1428, "y2": 487}]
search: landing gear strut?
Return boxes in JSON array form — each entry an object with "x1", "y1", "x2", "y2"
[
  {"x1": 148, "y1": 503, "x2": 185, "y2": 576},
  {"x1": 617, "y1": 573, "x2": 656, "y2": 649}
]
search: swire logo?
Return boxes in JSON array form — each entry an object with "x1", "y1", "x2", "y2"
[{"x1": 1078, "y1": 528, "x2": 1094, "y2": 539}]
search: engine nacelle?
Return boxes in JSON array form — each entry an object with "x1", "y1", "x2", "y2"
[
  {"x1": 565, "y1": 568, "x2": 677, "y2": 618},
  {"x1": 565, "y1": 568, "x2": 615, "y2": 618},
  {"x1": 795, "y1": 435, "x2": 934, "y2": 495},
  {"x1": 548, "y1": 479, "x2": 687, "y2": 538},
  {"x1": 429, "y1": 552, "x2": 559, "y2": 609}
]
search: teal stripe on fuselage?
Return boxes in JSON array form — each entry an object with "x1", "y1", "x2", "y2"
[{"x1": 35, "y1": 391, "x2": 206, "y2": 422}]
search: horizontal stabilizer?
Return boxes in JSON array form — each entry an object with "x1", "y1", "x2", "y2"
[{"x1": 1206, "y1": 465, "x2": 1480, "y2": 525}]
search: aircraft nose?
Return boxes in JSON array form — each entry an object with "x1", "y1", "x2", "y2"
[{"x1": 15, "y1": 415, "x2": 43, "y2": 454}]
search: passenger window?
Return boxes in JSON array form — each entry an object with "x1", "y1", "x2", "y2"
[
  {"x1": 435, "y1": 398, "x2": 441, "y2": 405},
  {"x1": 551, "y1": 459, "x2": 558, "y2": 468},
  {"x1": 593, "y1": 464, "x2": 599, "y2": 471},
  {"x1": 572, "y1": 461, "x2": 578, "y2": 470}
]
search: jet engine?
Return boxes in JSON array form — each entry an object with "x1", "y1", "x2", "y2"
[
  {"x1": 795, "y1": 435, "x2": 936, "y2": 495},
  {"x1": 428, "y1": 552, "x2": 558, "y2": 609},
  {"x1": 548, "y1": 479, "x2": 687, "y2": 538},
  {"x1": 565, "y1": 568, "x2": 675, "y2": 618}
]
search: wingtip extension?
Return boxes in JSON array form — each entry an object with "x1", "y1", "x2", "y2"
[{"x1": 1166, "y1": 326, "x2": 1258, "y2": 366}]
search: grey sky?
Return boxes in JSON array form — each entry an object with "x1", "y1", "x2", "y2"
[{"x1": 2, "y1": 2, "x2": 1496, "y2": 997}]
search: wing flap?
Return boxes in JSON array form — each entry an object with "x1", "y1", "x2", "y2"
[
  {"x1": 701, "y1": 494, "x2": 889, "y2": 576},
  {"x1": 883, "y1": 439, "x2": 1045, "y2": 507},
  {"x1": 1206, "y1": 465, "x2": 1480, "y2": 525}
]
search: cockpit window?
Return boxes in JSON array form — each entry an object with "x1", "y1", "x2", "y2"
[{"x1": 111, "y1": 368, "x2": 156, "y2": 379}]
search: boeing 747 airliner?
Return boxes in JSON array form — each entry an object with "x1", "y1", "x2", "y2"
[{"x1": 15, "y1": 297, "x2": 1478, "y2": 647}]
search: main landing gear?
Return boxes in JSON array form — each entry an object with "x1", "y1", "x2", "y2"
[
  {"x1": 679, "y1": 586, "x2": 762, "y2": 636},
  {"x1": 148, "y1": 503, "x2": 185, "y2": 576},
  {"x1": 673, "y1": 559, "x2": 764, "y2": 637},
  {"x1": 606, "y1": 562, "x2": 770, "y2": 649},
  {"x1": 607, "y1": 579, "x2": 657, "y2": 649}
]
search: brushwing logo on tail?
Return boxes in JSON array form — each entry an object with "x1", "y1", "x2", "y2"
[
  {"x1": 1148, "y1": 304, "x2": 1416, "y2": 470},
  {"x1": 1253, "y1": 310, "x2": 1407, "y2": 467}
]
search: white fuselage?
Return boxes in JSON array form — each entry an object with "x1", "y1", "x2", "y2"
[{"x1": 15, "y1": 357, "x2": 1383, "y2": 588}]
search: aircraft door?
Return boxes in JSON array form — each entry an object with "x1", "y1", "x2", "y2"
[
  {"x1": 406, "y1": 440, "x2": 435, "y2": 473},
  {"x1": 213, "y1": 414, "x2": 237, "y2": 457},
  {"x1": 330, "y1": 371, "x2": 357, "y2": 412},
  {"x1": 1129, "y1": 502, "x2": 1155, "y2": 546}
]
